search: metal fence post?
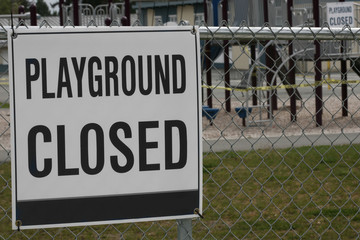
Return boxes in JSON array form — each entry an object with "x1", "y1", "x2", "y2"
[
  {"x1": 105, "y1": 17, "x2": 111, "y2": 26},
  {"x1": 222, "y1": 0, "x2": 231, "y2": 112},
  {"x1": 125, "y1": 0, "x2": 130, "y2": 26},
  {"x1": 59, "y1": 0, "x2": 64, "y2": 26},
  {"x1": 341, "y1": 43, "x2": 348, "y2": 117},
  {"x1": 18, "y1": 5, "x2": 25, "y2": 22},
  {"x1": 73, "y1": 0, "x2": 79, "y2": 26},
  {"x1": 177, "y1": 219, "x2": 192, "y2": 240},
  {"x1": 339, "y1": 0, "x2": 348, "y2": 117},
  {"x1": 313, "y1": 0, "x2": 323, "y2": 126},
  {"x1": 121, "y1": 16, "x2": 128, "y2": 26},
  {"x1": 287, "y1": 0, "x2": 297, "y2": 122},
  {"x1": 30, "y1": 3, "x2": 37, "y2": 26}
]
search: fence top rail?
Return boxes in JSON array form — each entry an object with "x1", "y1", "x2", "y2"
[
  {"x1": 0, "y1": 25, "x2": 360, "y2": 41},
  {"x1": 198, "y1": 26, "x2": 360, "y2": 41}
]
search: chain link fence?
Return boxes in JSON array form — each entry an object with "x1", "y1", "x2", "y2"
[{"x1": 1, "y1": 22, "x2": 360, "y2": 239}]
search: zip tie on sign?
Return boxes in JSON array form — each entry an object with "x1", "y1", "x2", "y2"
[
  {"x1": 15, "y1": 220, "x2": 22, "y2": 231},
  {"x1": 194, "y1": 208, "x2": 204, "y2": 219}
]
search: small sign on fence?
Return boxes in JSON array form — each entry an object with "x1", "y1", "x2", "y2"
[
  {"x1": 327, "y1": 1, "x2": 355, "y2": 28},
  {"x1": 9, "y1": 27, "x2": 202, "y2": 229}
]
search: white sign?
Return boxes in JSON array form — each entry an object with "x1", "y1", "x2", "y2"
[
  {"x1": 327, "y1": 2, "x2": 355, "y2": 27},
  {"x1": 9, "y1": 27, "x2": 202, "y2": 229}
]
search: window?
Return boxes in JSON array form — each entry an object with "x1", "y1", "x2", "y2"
[
  {"x1": 195, "y1": 13, "x2": 205, "y2": 25},
  {"x1": 168, "y1": 14, "x2": 177, "y2": 23},
  {"x1": 154, "y1": 16, "x2": 163, "y2": 26}
]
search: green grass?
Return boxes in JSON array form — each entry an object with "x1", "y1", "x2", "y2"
[
  {"x1": 0, "y1": 102, "x2": 9, "y2": 108},
  {"x1": 1, "y1": 144, "x2": 360, "y2": 239}
]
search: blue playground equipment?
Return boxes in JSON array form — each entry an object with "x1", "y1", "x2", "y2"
[
  {"x1": 202, "y1": 106, "x2": 220, "y2": 124},
  {"x1": 235, "y1": 107, "x2": 253, "y2": 126}
]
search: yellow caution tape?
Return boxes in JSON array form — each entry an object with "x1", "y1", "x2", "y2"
[
  {"x1": 202, "y1": 79, "x2": 360, "y2": 92},
  {"x1": 0, "y1": 77, "x2": 8, "y2": 84},
  {"x1": 0, "y1": 78, "x2": 358, "y2": 88}
]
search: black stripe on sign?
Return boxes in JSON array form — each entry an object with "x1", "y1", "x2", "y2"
[{"x1": 17, "y1": 190, "x2": 199, "y2": 226}]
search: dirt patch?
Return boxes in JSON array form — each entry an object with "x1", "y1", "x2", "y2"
[{"x1": 202, "y1": 95, "x2": 360, "y2": 141}]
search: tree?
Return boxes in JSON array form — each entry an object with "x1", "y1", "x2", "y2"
[
  {"x1": 36, "y1": 0, "x2": 51, "y2": 16},
  {"x1": 18, "y1": 0, "x2": 30, "y2": 11},
  {"x1": 0, "y1": 0, "x2": 11, "y2": 14},
  {"x1": 0, "y1": 0, "x2": 30, "y2": 14}
]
